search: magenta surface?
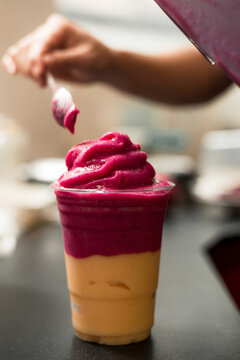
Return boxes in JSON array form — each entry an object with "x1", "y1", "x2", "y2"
[
  {"x1": 56, "y1": 132, "x2": 156, "y2": 189},
  {"x1": 55, "y1": 189, "x2": 170, "y2": 258},
  {"x1": 64, "y1": 106, "x2": 79, "y2": 134},
  {"x1": 54, "y1": 132, "x2": 173, "y2": 258},
  {"x1": 155, "y1": 0, "x2": 240, "y2": 86}
]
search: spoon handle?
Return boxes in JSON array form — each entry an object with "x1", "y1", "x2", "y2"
[{"x1": 46, "y1": 71, "x2": 57, "y2": 93}]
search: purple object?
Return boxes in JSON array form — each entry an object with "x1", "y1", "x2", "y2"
[{"x1": 155, "y1": 0, "x2": 240, "y2": 85}]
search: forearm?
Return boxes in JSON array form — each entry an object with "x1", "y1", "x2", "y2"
[
  {"x1": 103, "y1": 48, "x2": 232, "y2": 105},
  {"x1": 2, "y1": 13, "x2": 232, "y2": 105}
]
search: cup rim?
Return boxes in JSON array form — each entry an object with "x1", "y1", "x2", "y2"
[{"x1": 51, "y1": 179, "x2": 175, "y2": 194}]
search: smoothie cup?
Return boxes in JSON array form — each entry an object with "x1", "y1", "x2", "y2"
[{"x1": 53, "y1": 181, "x2": 174, "y2": 345}]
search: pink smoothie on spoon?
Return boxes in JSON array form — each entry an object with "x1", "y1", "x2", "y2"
[
  {"x1": 51, "y1": 87, "x2": 79, "y2": 134},
  {"x1": 155, "y1": 0, "x2": 240, "y2": 85},
  {"x1": 47, "y1": 73, "x2": 79, "y2": 134},
  {"x1": 53, "y1": 132, "x2": 173, "y2": 345}
]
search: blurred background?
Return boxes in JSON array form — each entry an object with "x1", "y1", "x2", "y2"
[
  {"x1": 1, "y1": 0, "x2": 240, "y2": 160},
  {"x1": 0, "y1": 0, "x2": 240, "y2": 308}
]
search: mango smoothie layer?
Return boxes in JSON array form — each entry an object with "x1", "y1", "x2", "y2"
[
  {"x1": 65, "y1": 251, "x2": 160, "y2": 344},
  {"x1": 54, "y1": 132, "x2": 173, "y2": 345}
]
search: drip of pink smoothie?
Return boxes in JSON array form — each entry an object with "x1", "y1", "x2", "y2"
[
  {"x1": 155, "y1": 0, "x2": 240, "y2": 85},
  {"x1": 54, "y1": 132, "x2": 173, "y2": 258}
]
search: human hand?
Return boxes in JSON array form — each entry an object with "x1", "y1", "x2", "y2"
[{"x1": 2, "y1": 14, "x2": 113, "y2": 86}]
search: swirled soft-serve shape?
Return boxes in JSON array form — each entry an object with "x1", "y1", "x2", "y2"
[{"x1": 57, "y1": 132, "x2": 156, "y2": 189}]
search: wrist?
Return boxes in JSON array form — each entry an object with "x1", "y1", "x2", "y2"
[{"x1": 98, "y1": 47, "x2": 122, "y2": 85}]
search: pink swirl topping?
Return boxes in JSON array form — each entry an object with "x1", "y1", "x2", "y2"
[{"x1": 57, "y1": 132, "x2": 155, "y2": 189}]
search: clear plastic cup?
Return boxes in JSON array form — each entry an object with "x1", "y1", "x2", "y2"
[{"x1": 53, "y1": 181, "x2": 174, "y2": 345}]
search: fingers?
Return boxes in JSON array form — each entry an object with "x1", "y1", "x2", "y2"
[
  {"x1": 42, "y1": 46, "x2": 95, "y2": 83},
  {"x1": 3, "y1": 33, "x2": 34, "y2": 75},
  {"x1": 2, "y1": 54, "x2": 17, "y2": 74},
  {"x1": 2, "y1": 36, "x2": 45, "y2": 86},
  {"x1": 2, "y1": 14, "x2": 69, "y2": 85},
  {"x1": 1, "y1": 13, "x2": 105, "y2": 86},
  {"x1": 43, "y1": 49, "x2": 76, "y2": 72}
]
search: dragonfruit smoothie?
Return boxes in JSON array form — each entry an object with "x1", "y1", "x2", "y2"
[{"x1": 53, "y1": 132, "x2": 174, "y2": 345}]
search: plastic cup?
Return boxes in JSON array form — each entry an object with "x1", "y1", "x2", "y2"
[{"x1": 53, "y1": 181, "x2": 174, "y2": 345}]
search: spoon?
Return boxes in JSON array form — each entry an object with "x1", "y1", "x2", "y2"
[{"x1": 47, "y1": 72, "x2": 79, "y2": 134}]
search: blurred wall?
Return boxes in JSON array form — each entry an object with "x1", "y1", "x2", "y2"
[{"x1": 0, "y1": 0, "x2": 239, "y2": 162}]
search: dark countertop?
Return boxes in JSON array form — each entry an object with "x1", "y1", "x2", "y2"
[{"x1": 0, "y1": 206, "x2": 239, "y2": 360}]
